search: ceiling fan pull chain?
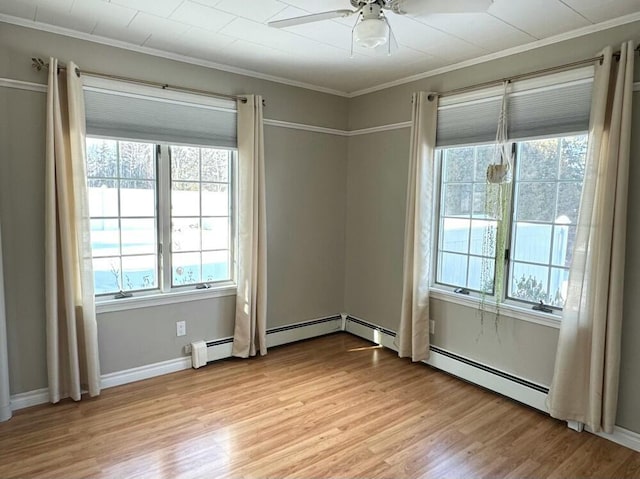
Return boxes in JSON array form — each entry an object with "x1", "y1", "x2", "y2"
[
  {"x1": 384, "y1": 15, "x2": 394, "y2": 56},
  {"x1": 350, "y1": 16, "x2": 358, "y2": 58}
]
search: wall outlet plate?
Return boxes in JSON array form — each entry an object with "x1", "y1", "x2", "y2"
[{"x1": 176, "y1": 320, "x2": 186, "y2": 337}]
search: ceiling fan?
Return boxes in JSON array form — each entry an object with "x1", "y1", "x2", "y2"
[{"x1": 268, "y1": 0, "x2": 493, "y2": 53}]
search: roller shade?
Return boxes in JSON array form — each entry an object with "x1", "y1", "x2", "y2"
[
  {"x1": 436, "y1": 73, "x2": 593, "y2": 147},
  {"x1": 84, "y1": 85, "x2": 237, "y2": 148}
]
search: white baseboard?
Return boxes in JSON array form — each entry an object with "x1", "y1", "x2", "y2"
[
  {"x1": 10, "y1": 388, "x2": 49, "y2": 411},
  {"x1": 10, "y1": 358, "x2": 193, "y2": 412},
  {"x1": 589, "y1": 425, "x2": 640, "y2": 453},
  {"x1": 10, "y1": 314, "x2": 342, "y2": 412},
  {"x1": 100, "y1": 357, "x2": 192, "y2": 389}
]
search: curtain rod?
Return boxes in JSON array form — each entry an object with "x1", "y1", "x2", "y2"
[
  {"x1": 31, "y1": 57, "x2": 250, "y2": 104},
  {"x1": 428, "y1": 44, "x2": 640, "y2": 100}
]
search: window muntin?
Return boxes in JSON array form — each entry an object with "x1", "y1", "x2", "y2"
[
  {"x1": 86, "y1": 137, "x2": 235, "y2": 297},
  {"x1": 87, "y1": 138, "x2": 158, "y2": 295},
  {"x1": 434, "y1": 134, "x2": 588, "y2": 310},
  {"x1": 170, "y1": 146, "x2": 232, "y2": 287},
  {"x1": 508, "y1": 135, "x2": 587, "y2": 307},
  {"x1": 436, "y1": 145, "x2": 497, "y2": 293}
]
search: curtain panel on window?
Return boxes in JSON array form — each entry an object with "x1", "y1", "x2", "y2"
[
  {"x1": 547, "y1": 42, "x2": 635, "y2": 433},
  {"x1": 396, "y1": 92, "x2": 438, "y2": 362},
  {"x1": 45, "y1": 58, "x2": 101, "y2": 402},
  {"x1": 232, "y1": 95, "x2": 267, "y2": 358}
]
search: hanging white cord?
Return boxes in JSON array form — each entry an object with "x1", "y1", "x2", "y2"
[
  {"x1": 487, "y1": 80, "x2": 512, "y2": 184},
  {"x1": 496, "y1": 80, "x2": 511, "y2": 167}
]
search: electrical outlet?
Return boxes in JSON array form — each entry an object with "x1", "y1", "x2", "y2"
[
  {"x1": 184, "y1": 343, "x2": 192, "y2": 354},
  {"x1": 176, "y1": 320, "x2": 186, "y2": 337},
  {"x1": 429, "y1": 320, "x2": 435, "y2": 335}
]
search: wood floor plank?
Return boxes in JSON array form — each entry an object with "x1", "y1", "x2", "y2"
[{"x1": 0, "y1": 333, "x2": 638, "y2": 478}]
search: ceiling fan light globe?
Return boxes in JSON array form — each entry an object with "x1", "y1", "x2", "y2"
[{"x1": 354, "y1": 18, "x2": 388, "y2": 48}]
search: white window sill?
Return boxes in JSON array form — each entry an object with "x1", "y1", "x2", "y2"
[
  {"x1": 429, "y1": 287, "x2": 561, "y2": 329},
  {"x1": 95, "y1": 285, "x2": 236, "y2": 314}
]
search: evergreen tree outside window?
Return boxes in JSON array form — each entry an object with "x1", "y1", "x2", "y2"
[
  {"x1": 86, "y1": 137, "x2": 235, "y2": 297},
  {"x1": 435, "y1": 133, "x2": 588, "y2": 309}
]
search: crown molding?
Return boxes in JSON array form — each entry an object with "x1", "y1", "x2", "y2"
[
  {"x1": 1, "y1": 10, "x2": 638, "y2": 99},
  {"x1": 346, "y1": 11, "x2": 640, "y2": 97},
  {"x1": 0, "y1": 14, "x2": 349, "y2": 98}
]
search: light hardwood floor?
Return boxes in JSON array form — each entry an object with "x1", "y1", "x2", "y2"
[{"x1": 1, "y1": 333, "x2": 639, "y2": 478}]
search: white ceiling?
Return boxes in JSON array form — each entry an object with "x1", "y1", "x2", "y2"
[{"x1": 1, "y1": 0, "x2": 639, "y2": 95}]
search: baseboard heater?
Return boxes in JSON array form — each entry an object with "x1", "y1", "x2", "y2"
[
  {"x1": 428, "y1": 345, "x2": 549, "y2": 394},
  {"x1": 195, "y1": 315, "x2": 343, "y2": 366},
  {"x1": 344, "y1": 315, "x2": 550, "y2": 412}
]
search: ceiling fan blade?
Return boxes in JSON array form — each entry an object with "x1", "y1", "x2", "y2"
[
  {"x1": 392, "y1": 0, "x2": 493, "y2": 15},
  {"x1": 268, "y1": 9, "x2": 356, "y2": 28}
]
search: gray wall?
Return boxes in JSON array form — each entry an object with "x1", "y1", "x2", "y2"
[
  {"x1": 0, "y1": 23, "x2": 348, "y2": 387},
  {"x1": 345, "y1": 128, "x2": 408, "y2": 326},
  {"x1": 0, "y1": 87, "x2": 48, "y2": 393},
  {"x1": 618, "y1": 92, "x2": 640, "y2": 431},
  {"x1": 1, "y1": 16, "x2": 639, "y2": 435},
  {"x1": 344, "y1": 20, "x2": 640, "y2": 433},
  {"x1": 265, "y1": 127, "x2": 347, "y2": 327},
  {"x1": 344, "y1": 128, "x2": 560, "y2": 385}
]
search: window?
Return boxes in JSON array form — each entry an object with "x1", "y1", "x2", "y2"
[
  {"x1": 86, "y1": 138, "x2": 234, "y2": 297},
  {"x1": 435, "y1": 133, "x2": 588, "y2": 309},
  {"x1": 436, "y1": 144, "x2": 496, "y2": 292},
  {"x1": 432, "y1": 68, "x2": 594, "y2": 312},
  {"x1": 82, "y1": 76, "x2": 238, "y2": 299},
  {"x1": 509, "y1": 135, "x2": 586, "y2": 307},
  {"x1": 169, "y1": 146, "x2": 232, "y2": 288}
]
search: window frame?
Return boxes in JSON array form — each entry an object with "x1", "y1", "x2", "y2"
[
  {"x1": 434, "y1": 142, "x2": 500, "y2": 295},
  {"x1": 161, "y1": 144, "x2": 237, "y2": 292},
  {"x1": 86, "y1": 138, "x2": 160, "y2": 297},
  {"x1": 431, "y1": 131, "x2": 588, "y2": 320},
  {"x1": 87, "y1": 136, "x2": 238, "y2": 311}
]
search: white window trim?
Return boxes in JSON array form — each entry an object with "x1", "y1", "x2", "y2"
[
  {"x1": 95, "y1": 283, "x2": 236, "y2": 314},
  {"x1": 84, "y1": 78, "x2": 239, "y2": 311},
  {"x1": 88, "y1": 141, "x2": 238, "y2": 306},
  {"x1": 429, "y1": 287, "x2": 561, "y2": 329},
  {"x1": 430, "y1": 132, "x2": 588, "y2": 327}
]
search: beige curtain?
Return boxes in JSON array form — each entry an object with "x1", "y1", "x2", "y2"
[
  {"x1": 45, "y1": 58, "x2": 101, "y2": 403},
  {"x1": 548, "y1": 42, "x2": 635, "y2": 433},
  {"x1": 396, "y1": 92, "x2": 438, "y2": 362},
  {"x1": 232, "y1": 95, "x2": 267, "y2": 358}
]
